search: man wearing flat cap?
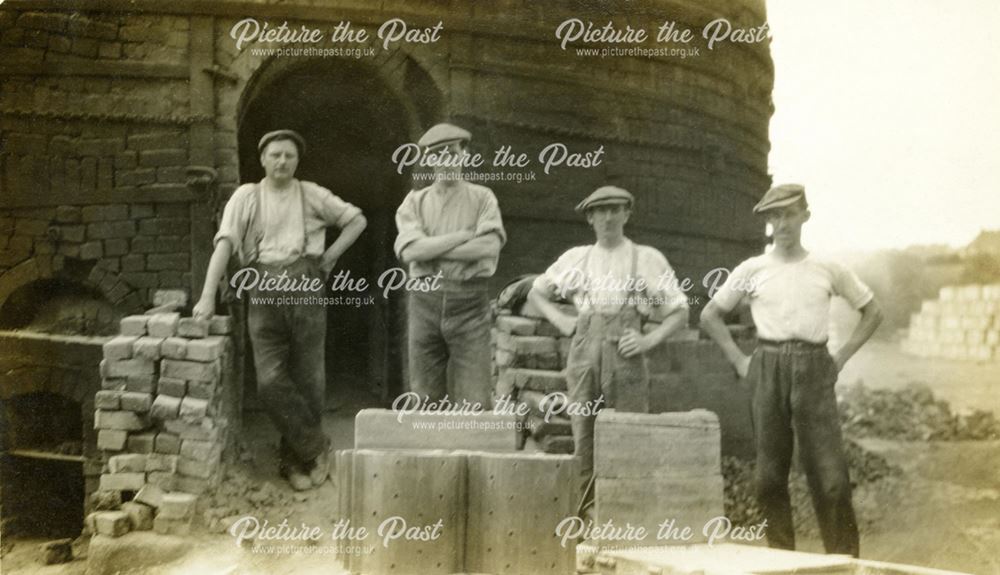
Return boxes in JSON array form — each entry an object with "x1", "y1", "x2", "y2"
[
  {"x1": 700, "y1": 183, "x2": 882, "y2": 556},
  {"x1": 193, "y1": 129, "x2": 367, "y2": 490},
  {"x1": 527, "y1": 186, "x2": 689, "y2": 499},
  {"x1": 394, "y1": 122, "x2": 506, "y2": 407}
]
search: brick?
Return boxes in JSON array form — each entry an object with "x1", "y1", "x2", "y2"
[
  {"x1": 119, "y1": 315, "x2": 148, "y2": 336},
  {"x1": 150, "y1": 395, "x2": 181, "y2": 421},
  {"x1": 94, "y1": 410, "x2": 146, "y2": 431},
  {"x1": 180, "y1": 439, "x2": 218, "y2": 462},
  {"x1": 87, "y1": 220, "x2": 135, "y2": 240},
  {"x1": 120, "y1": 391, "x2": 153, "y2": 412},
  {"x1": 501, "y1": 368, "x2": 567, "y2": 394},
  {"x1": 157, "y1": 377, "x2": 186, "y2": 397},
  {"x1": 153, "y1": 289, "x2": 188, "y2": 307},
  {"x1": 132, "y1": 336, "x2": 164, "y2": 360},
  {"x1": 126, "y1": 432, "x2": 156, "y2": 454},
  {"x1": 121, "y1": 502, "x2": 153, "y2": 531},
  {"x1": 161, "y1": 358, "x2": 220, "y2": 382},
  {"x1": 147, "y1": 312, "x2": 180, "y2": 337},
  {"x1": 163, "y1": 419, "x2": 222, "y2": 442},
  {"x1": 161, "y1": 337, "x2": 188, "y2": 359},
  {"x1": 179, "y1": 396, "x2": 209, "y2": 421},
  {"x1": 80, "y1": 240, "x2": 103, "y2": 260},
  {"x1": 121, "y1": 254, "x2": 145, "y2": 272},
  {"x1": 147, "y1": 472, "x2": 177, "y2": 492},
  {"x1": 125, "y1": 374, "x2": 156, "y2": 394},
  {"x1": 101, "y1": 358, "x2": 155, "y2": 379},
  {"x1": 177, "y1": 317, "x2": 209, "y2": 338},
  {"x1": 153, "y1": 515, "x2": 192, "y2": 536},
  {"x1": 58, "y1": 224, "x2": 85, "y2": 242},
  {"x1": 108, "y1": 454, "x2": 146, "y2": 473},
  {"x1": 154, "y1": 432, "x2": 181, "y2": 455},
  {"x1": 104, "y1": 238, "x2": 129, "y2": 256},
  {"x1": 147, "y1": 253, "x2": 189, "y2": 271},
  {"x1": 209, "y1": 315, "x2": 233, "y2": 335},
  {"x1": 97, "y1": 429, "x2": 128, "y2": 451},
  {"x1": 139, "y1": 218, "x2": 188, "y2": 236},
  {"x1": 134, "y1": 485, "x2": 165, "y2": 509},
  {"x1": 99, "y1": 473, "x2": 145, "y2": 492},
  {"x1": 128, "y1": 132, "x2": 188, "y2": 151},
  {"x1": 117, "y1": 169, "x2": 156, "y2": 187},
  {"x1": 95, "y1": 390, "x2": 122, "y2": 410},
  {"x1": 145, "y1": 453, "x2": 178, "y2": 473},
  {"x1": 496, "y1": 315, "x2": 539, "y2": 335},
  {"x1": 139, "y1": 149, "x2": 187, "y2": 167},
  {"x1": 186, "y1": 380, "x2": 215, "y2": 401},
  {"x1": 185, "y1": 336, "x2": 226, "y2": 361},
  {"x1": 177, "y1": 455, "x2": 218, "y2": 479},
  {"x1": 158, "y1": 492, "x2": 197, "y2": 519},
  {"x1": 131, "y1": 203, "x2": 155, "y2": 219},
  {"x1": 94, "y1": 511, "x2": 131, "y2": 537}
]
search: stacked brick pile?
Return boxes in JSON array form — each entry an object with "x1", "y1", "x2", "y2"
[
  {"x1": 88, "y1": 309, "x2": 232, "y2": 538},
  {"x1": 903, "y1": 284, "x2": 1000, "y2": 361}
]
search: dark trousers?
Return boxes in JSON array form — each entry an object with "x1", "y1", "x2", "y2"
[
  {"x1": 407, "y1": 280, "x2": 493, "y2": 408},
  {"x1": 248, "y1": 257, "x2": 328, "y2": 470},
  {"x1": 748, "y1": 342, "x2": 859, "y2": 557}
]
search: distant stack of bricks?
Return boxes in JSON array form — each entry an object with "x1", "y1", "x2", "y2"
[
  {"x1": 338, "y1": 409, "x2": 578, "y2": 575},
  {"x1": 594, "y1": 410, "x2": 724, "y2": 547},
  {"x1": 87, "y1": 297, "x2": 232, "y2": 538},
  {"x1": 493, "y1": 302, "x2": 576, "y2": 454},
  {"x1": 903, "y1": 284, "x2": 1000, "y2": 361}
]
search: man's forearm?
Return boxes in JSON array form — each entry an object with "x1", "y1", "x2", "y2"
[
  {"x1": 833, "y1": 299, "x2": 883, "y2": 366},
  {"x1": 700, "y1": 302, "x2": 746, "y2": 367},
  {"x1": 644, "y1": 305, "x2": 689, "y2": 348},
  {"x1": 324, "y1": 215, "x2": 367, "y2": 261},
  {"x1": 439, "y1": 234, "x2": 501, "y2": 261},
  {"x1": 199, "y1": 239, "x2": 233, "y2": 302},
  {"x1": 400, "y1": 231, "x2": 469, "y2": 263}
]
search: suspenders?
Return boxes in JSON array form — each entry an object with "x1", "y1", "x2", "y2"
[
  {"x1": 244, "y1": 180, "x2": 308, "y2": 264},
  {"x1": 578, "y1": 242, "x2": 642, "y2": 309}
]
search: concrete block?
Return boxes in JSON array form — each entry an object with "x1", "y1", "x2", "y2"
[
  {"x1": 496, "y1": 315, "x2": 539, "y2": 335},
  {"x1": 146, "y1": 312, "x2": 180, "y2": 338},
  {"x1": 157, "y1": 377, "x2": 186, "y2": 397},
  {"x1": 99, "y1": 472, "x2": 145, "y2": 492},
  {"x1": 179, "y1": 396, "x2": 209, "y2": 421},
  {"x1": 154, "y1": 515, "x2": 192, "y2": 536},
  {"x1": 154, "y1": 432, "x2": 181, "y2": 455},
  {"x1": 97, "y1": 430, "x2": 128, "y2": 451},
  {"x1": 160, "y1": 358, "x2": 220, "y2": 382},
  {"x1": 94, "y1": 511, "x2": 132, "y2": 537},
  {"x1": 595, "y1": 475, "x2": 725, "y2": 545},
  {"x1": 95, "y1": 390, "x2": 122, "y2": 410},
  {"x1": 120, "y1": 315, "x2": 149, "y2": 336},
  {"x1": 150, "y1": 395, "x2": 182, "y2": 420},
  {"x1": 126, "y1": 432, "x2": 156, "y2": 454},
  {"x1": 102, "y1": 358, "x2": 155, "y2": 379},
  {"x1": 120, "y1": 392, "x2": 153, "y2": 412},
  {"x1": 185, "y1": 336, "x2": 226, "y2": 361},
  {"x1": 466, "y1": 452, "x2": 577, "y2": 575},
  {"x1": 94, "y1": 410, "x2": 147, "y2": 431},
  {"x1": 146, "y1": 453, "x2": 178, "y2": 473},
  {"x1": 134, "y1": 484, "x2": 166, "y2": 509},
  {"x1": 186, "y1": 380, "x2": 215, "y2": 401},
  {"x1": 594, "y1": 409, "x2": 721, "y2": 479},
  {"x1": 161, "y1": 337, "x2": 188, "y2": 359},
  {"x1": 158, "y1": 492, "x2": 198, "y2": 519},
  {"x1": 147, "y1": 471, "x2": 177, "y2": 492},
  {"x1": 103, "y1": 335, "x2": 138, "y2": 361},
  {"x1": 108, "y1": 454, "x2": 147, "y2": 473},
  {"x1": 177, "y1": 317, "x2": 209, "y2": 338},
  {"x1": 125, "y1": 374, "x2": 156, "y2": 394},
  {"x1": 209, "y1": 315, "x2": 232, "y2": 335},
  {"x1": 354, "y1": 408, "x2": 519, "y2": 451},
  {"x1": 121, "y1": 501, "x2": 154, "y2": 531},
  {"x1": 132, "y1": 336, "x2": 165, "y2": 360}
]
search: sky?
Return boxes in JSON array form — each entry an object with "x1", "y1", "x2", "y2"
[{"x1": 765, "y1": 0, "x2": 1000, "y2": 253}]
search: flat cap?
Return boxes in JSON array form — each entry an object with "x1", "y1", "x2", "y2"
[
  {"x1": 753, "y1": 183, "x2": 806, "y2": 213},
  {"x1": 418, "y1": 123, "x2": 471, "y2": 150},
  {"x1": 258, "y1": 129, "x2": 306, "y2": 155},
  {"x1": 575, "y1": 185, "x2": 634, "y2": 213}
]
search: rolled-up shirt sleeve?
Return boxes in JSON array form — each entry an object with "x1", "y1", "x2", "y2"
[
  {"x1": 393, "y1": 191, "x2": 426, "y2": 260},
  {"x1": 645, "y1": 250, "x2": 689, "y2": 313},
  {"x1": 315, "y1": 186, "x2": 362, "y2": 229},
  {"x1": 712, "y1": 260, "x2": 752, "y2": 313},
  {"x1": 475, "y1": 191, "x2": 506, "y2": 246},
  {"x1": 213, "y1": 185, "x2": 252, "y2": 257},
  {"x1": 532, "y1": 247, "x2": 586, "y2": 300},
  {"x1": 831, "y1": 262, "x2": 874, "y2": 309}
]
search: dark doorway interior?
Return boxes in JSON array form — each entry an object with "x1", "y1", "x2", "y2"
[{"x1": 238, "y1": 58, "x2": 415, "y2": 408}]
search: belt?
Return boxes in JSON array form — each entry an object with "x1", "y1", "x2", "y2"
[{"x1": 757, "y1": 338, "x2": 828, "y2": 352}]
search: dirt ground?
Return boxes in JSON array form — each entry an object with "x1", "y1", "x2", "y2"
[{"x1": 2, "y1": 342, "x2": 998, "y2": 574}]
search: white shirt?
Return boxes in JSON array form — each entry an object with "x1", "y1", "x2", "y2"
[
  {"x1": 712, "y1": 252, "x2": 873, "y2": 343},
  {"x1": 532, "y1": 239, "x2": 688, "y2": 318}
]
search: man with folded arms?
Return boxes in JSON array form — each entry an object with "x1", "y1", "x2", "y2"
[{"x1": 700, "y1": 183, "x2": 882, "y2": 556}]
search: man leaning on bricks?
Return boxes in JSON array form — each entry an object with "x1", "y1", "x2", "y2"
[
  {"x1": 527, "y1": 186, "x2": 689, "y2": 506},
  {"x1": 700, "y1": 183, "x2": 883, "y2": 557},
  {"x1": 193, "y1": 130, "x2": 367, "y2": 491},
  {"x1": 393, "y1": 123, "x2": 506, "y2": 408}
]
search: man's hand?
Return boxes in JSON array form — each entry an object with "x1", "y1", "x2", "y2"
[
  {"x1": 733, "y1": 353, "x2": 752, "y2": 378},
  {"x1": 618, "y1": 328, "x2": 655, "y2": 358},
  {"x1": 551, "y1": 313, "x2": 577, "y2": 337},
  {"x1": 455, "y1": 229, "x2": 475, "y2": 243},
  {"x1": 192, "y1": 297, "x2": 215, "y2": 321}
]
